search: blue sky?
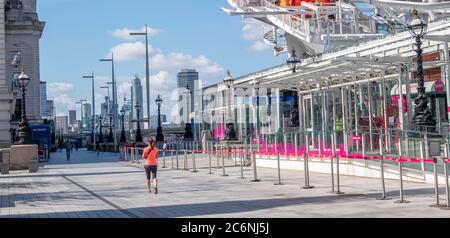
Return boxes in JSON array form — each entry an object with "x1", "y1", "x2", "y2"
[{"x1": 38, "y1": 0, "x2": 284, "y2": 121}]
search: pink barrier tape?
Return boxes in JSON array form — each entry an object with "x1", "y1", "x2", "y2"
[{"x1": 126, "y1": 146, "x2": 447, "y2": 164}]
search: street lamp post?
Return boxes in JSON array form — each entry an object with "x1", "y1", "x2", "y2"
[
  {"x1": 408, "y1": 9, "x2": 436, "y2": 130},
  {"x1": 108, "y1": 113, "x2": 114, "y2": 143},
  {"x1": 183, "y1": 85, "x2": 193, "y2": 139},
  {"x1": 135, "y1": 102, "x2": 143, "y2": 143},
  {"x1": 83, "y1": 73, "x2": 96, "y2": 149},
  {"x1": 130, "y1": 26, "x2": 151, "y2": 132},
  {"x1": 99, "y1": 115, "x2": 104, "y2": 143},
  {"x1": 100, "y1": 54, "x2": 118, "y2": 152},
  {"x1": 120, "y1": 106, "x2": 127, "y2": 143},
  {"x1": 155, "y1": 94, "x2": 164, "y2": 142},
  {"x1": 224, "y1": 70, "x2": 237, "y2": 141},
  {"x1": 14, "y1": 70, "x2": 33, "y2": 145}
]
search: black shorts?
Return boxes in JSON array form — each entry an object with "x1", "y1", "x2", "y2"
[{"x1": 144, "y1": 165, "x2": 158, "y2": 180}]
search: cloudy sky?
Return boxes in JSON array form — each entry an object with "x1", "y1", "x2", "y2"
[{"x1": 38, "y1": 0, "x2": 284, "y2": 121}]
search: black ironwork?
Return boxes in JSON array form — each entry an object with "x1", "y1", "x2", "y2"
[
  {"x1": 98, "y1": 116, "x2": 104, "y2": 143},
  {"x1": 135, "y1": 103, "x2": 143, "y2": 143},
  {"x1": 155, "y1": 95, "x2": 164, "y2": 142},
  {"x1": 14, "y1": 71, "x2": 33, "y2": 145},
  {"x1": 409, "y1": 11, "x2": 436, "y2": 130},
  {"x1": 108, "y1": 114, "x2": 113, "y2": 142},
  {"x1": 120, "y1": 109, "x2": 127, "y2": 143}
]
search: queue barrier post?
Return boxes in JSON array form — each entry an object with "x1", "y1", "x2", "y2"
[
  {"x1": 192, "y1": 144, "x2": 198, "y2": 173},
  {"x1": 208, "y1": 142, "x2": 213, "y2": 175},
  {"x1": 442, "y1": 145, "x2": 450, "y2": 210},
  {"x1": 250, "y1": 139, "x2": 260, "y2": 182},
  {"x1": 274, "y1": 135, "x2": 284, "y2": 186}
]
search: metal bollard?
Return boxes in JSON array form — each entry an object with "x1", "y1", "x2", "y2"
[
  {"x1": 303, "y1": 133, "x2": 313, "y2": 189},
  {"x1": 335, "y1": 132, "x2": 343, "y2": 194},
  {"x1": 176, "y1": 142, "x2": 180, "y2": 170},
  {"x1": 239, "y1": 146, "x2": 245, "y2": 179},
  {"x1": 208, "y1": 142, "x2": 213, "y2": 174},
  {"x1": 192, "y1": 146, "x2": 198, "y2": 173},
  {"x1": 183, "y1": 150, "x2": 188, "y2": 171},
  {"x1": 216, "y1": 144, "x2": 220, "y2": 169},
  {"x1": 171, "y1": 144, "x2": 174, "y2": 169},
  {"x1": 431, "y1": 157, "x2": 443, "y2": 208},
  {"x1": 377, "y1": 132, "x2": 389, "y2": 200},
  {"x1": 250, "y1": 140, "x2": 260, "y2": 182},
  {"x1": 274, "y1": 135, "x2": 284, "y2": 185},
  {"x1": 162, "y1": 146, "x2": 167, "y2": 168},
  {"x1": 394, "y1": 160, "x2": 409, "y2": 203},
  {"x1": 441, "y1": 155, "x2": 450, "y2": 210},
  {"x1": 222, "y1": 146, "x2": 228, "y2": 177}
]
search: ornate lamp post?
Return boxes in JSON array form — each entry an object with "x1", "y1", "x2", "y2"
[
  {"x1": 135, "y1": 102, "x2": 143, "y2": 143},
  {"x1": 155, "y1": 94, "x2": 164, "y2": 142},
  {"x1": 98, "y1": 115, "x2": 104, "y2": 143},
  {"x1": 108, "y1": 112, "x2": 114, "y2": 142},
  {"x1": 14, "y1": 70, "x2": 33, "y2": 145},
  {"x1": 408, "y1": 9, "x2": 436, "y2": 130},
  {"x1": 287, "y1": 48, "x2": 301, "y2": 73},
  {"x1": 224, "y1": 70, "x2": 237, "y2": 141},
  {"x1": 183, "y1": 85, "x2": 193, "y2": 139},
  {"x1": 120, "y1": 106, "x2": 127, "y2": 143}
]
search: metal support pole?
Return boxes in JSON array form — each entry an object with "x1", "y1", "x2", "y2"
[
  {"x1": 431, "y1": 157, "x2": 442, "y2": 207},
  {"x1": 183, "y1": 150, "x2": 188, "y2": 171},
  {"x1": 171, "y1": 143, "x2": 174, "y2": 169},
  {"x1": 176, "y1": 142, "x2": 179, "y2": 170},
  {"x1": 208, "y1": 142, "x2": 213, "y2": 174},
  {"x1": 192, "y1": 146, "x2": 198, "y2": 173},
  {"x1": 216, "y1": 144, "x2": 220, "y2": 169},
  {"x1": 162, "y1": 146, "x2": 167, "y2": 168},
  {"x1": 335, "y1": 130, "x2": 344, "y2": 195},
  {"x1": 303, "y1": 131, "x2": 313, "y2": 189},
  {"x1": 394, "y1": 160, "x2": 409, "y2": 203},
  {"x1": 274, "y1": 135, "x2": 284, "y2": 185},
  {"x1": 250, "y1": 138, "x2": 260, "y2": 182},
  {"x1": 442, "y1": 145, "x2": 450, "y2": 209},
  {"x1": 377, "y1": 130, "x2": 389, "y2": 200},
  {"x1": 222, "y1": 146, "x2": 228, "y2": 177},
  {"x1": 239, "y1": 145, "x2": 245, "y2": 179}
]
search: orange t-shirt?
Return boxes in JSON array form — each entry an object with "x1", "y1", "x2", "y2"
[{"x1": 143, "y1": 147, "x2": 158, "y2": 166}]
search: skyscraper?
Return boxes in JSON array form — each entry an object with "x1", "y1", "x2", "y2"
[
  {"x1": 82, "y1": 103, "x2": 92, "y2": 130},
  {"x1": 40, "y1": 81, "x2": 47, "y2": 117},
  {"x1": 56, "y1": 116, "x2": 68, "y2": 134},
  {"x1": 69, "y1": 110, "x2": 76, "y2": 126},
  {"x1": 177, "y1": 69, "x2": 199, "y2": 124},
  {"x1": 131, "y1": 75, "x2": 143, "y2": 130}
]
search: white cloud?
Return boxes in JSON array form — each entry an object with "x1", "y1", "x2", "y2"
[
  {"x1": 149, "y1": 53, "x2": 224, "y2": 79},
  {"x1": 242, "y1": 19, "x2": 265, "y2": 41},
  {"x1": 111, "y1": 26, "x2": 162, "y2": 41},
  {"x1": 248, "y1": 41, "x2": 271, "y2": 52},
  {"x1": 107, "y1": 41, "x2": 157, "y2": 62},
  {"x1": 51, "y1": 94, "x2": 77, "y2": 112},
  {"x1": 48, "y1": 83, "x2": 74, "y2": 94}
]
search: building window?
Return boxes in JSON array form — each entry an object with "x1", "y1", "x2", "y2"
[{"x1": 10, "y1": 51, "x2": 21, "y2": 67}]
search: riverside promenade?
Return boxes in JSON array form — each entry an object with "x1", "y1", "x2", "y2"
[{"x1": 0, "y1": 149, "x2": 449, "y2": 218}]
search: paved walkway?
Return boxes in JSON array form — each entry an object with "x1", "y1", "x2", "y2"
[{"x1": 0, "y1": 149, "x2": 449, "y2": 218}]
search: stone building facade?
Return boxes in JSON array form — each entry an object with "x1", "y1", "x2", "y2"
[
  {"x1": 0, "y1": 0, "x2": 45, "y2": 147},
  {"x1": 0, "y1": 0, "x2": 15, "y2": 148}
]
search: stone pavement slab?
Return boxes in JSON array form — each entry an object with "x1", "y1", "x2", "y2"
[{"x1": 0, "y1": 149, "x2": 449, "y2": 218}]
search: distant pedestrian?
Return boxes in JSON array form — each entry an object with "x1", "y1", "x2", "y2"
[
  {"x1": 65, "y1": 141, "x2": 72, "y2": 160},
  {"x1": 75, "y1": 142, "x2": 79, "y2": 151},
  {"x1": 142, "y1": 137, "x2": 159, "y2": 194},
  {"x1": 96, "y1": 141, "x2": 100, "y2": 156}
]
